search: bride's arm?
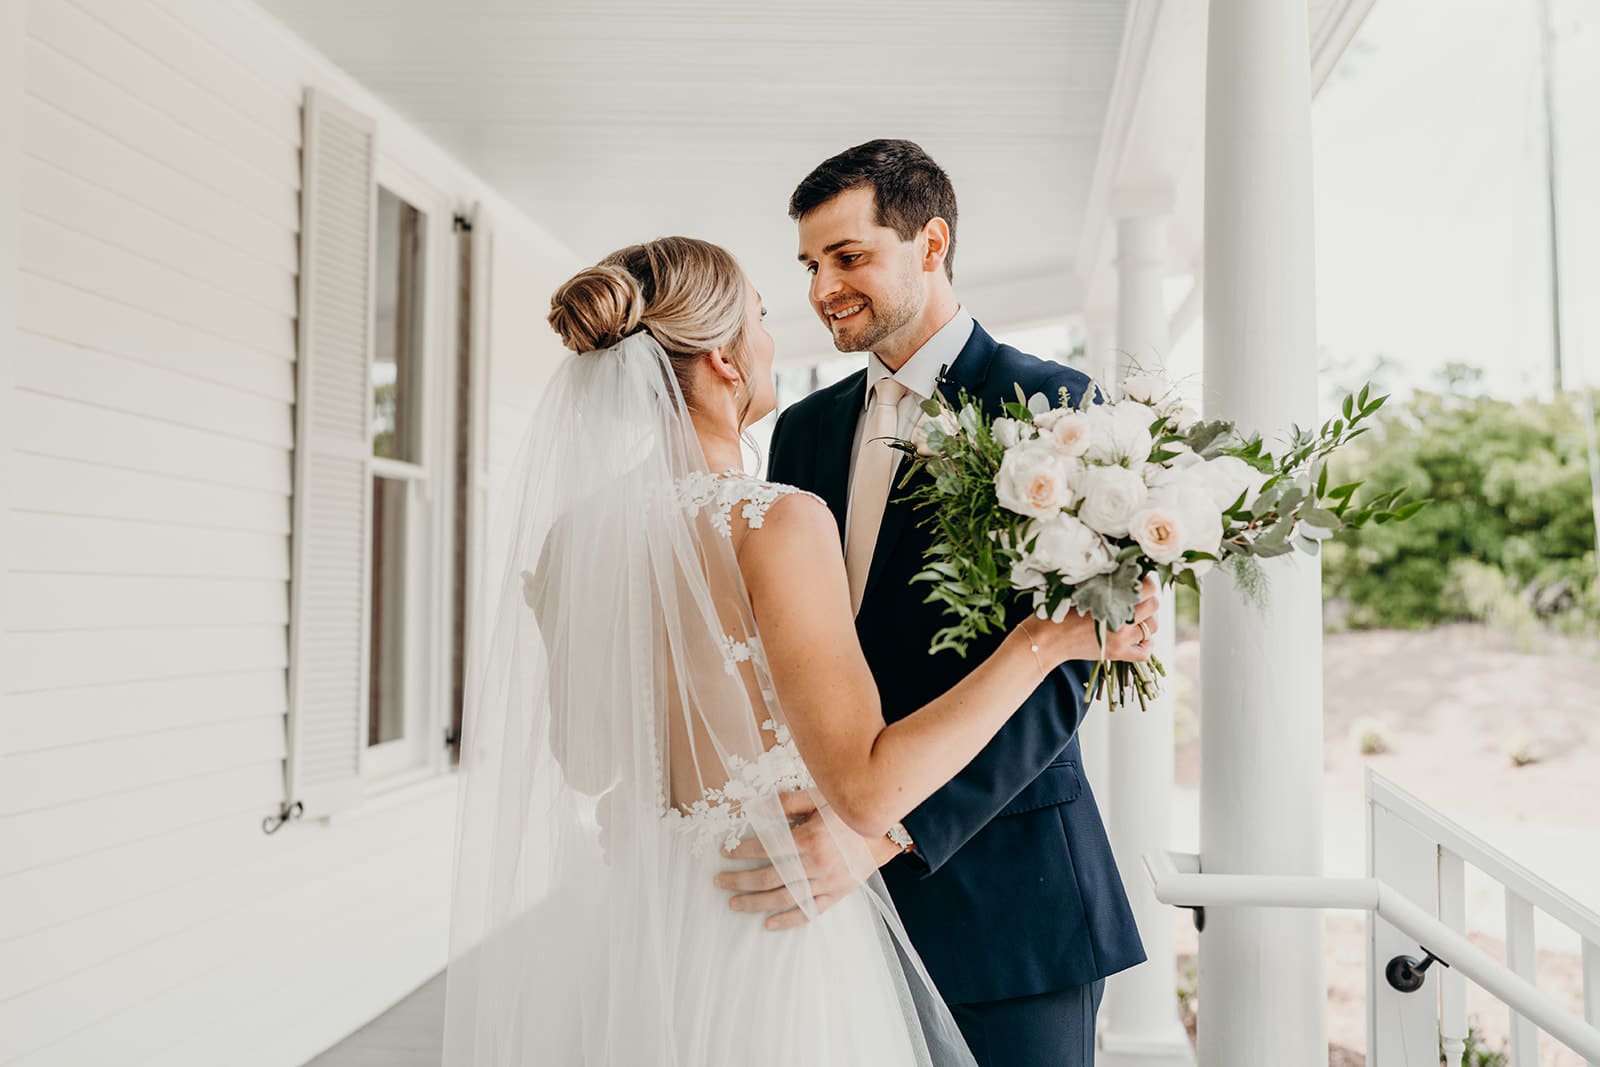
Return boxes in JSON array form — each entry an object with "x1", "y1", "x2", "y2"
[{"x1": 741, "y1": 493, "x2": 1155, "y2": 840}]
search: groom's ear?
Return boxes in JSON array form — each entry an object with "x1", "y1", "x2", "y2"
[{"x1": 921, "y1": 218, "x2": 952, "y2": 275}]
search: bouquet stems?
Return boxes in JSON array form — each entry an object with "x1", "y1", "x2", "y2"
[{"x1": 1085, "y1": 656, "x2": 1166, "y2": 713}]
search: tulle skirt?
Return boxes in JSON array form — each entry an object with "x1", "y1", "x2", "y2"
[{"x1": 655, "y1": 819, "x2": 922, "y2": 1066}]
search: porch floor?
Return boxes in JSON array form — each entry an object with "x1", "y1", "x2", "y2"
[{"x1": 305, "y1": 972, "x2": 444, "y2": 1067}]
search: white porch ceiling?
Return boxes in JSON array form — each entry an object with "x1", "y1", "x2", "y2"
[{"x1": 255, "y1": 0, "x2": 1130, "y2": 362}]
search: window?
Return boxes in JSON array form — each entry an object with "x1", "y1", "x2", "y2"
[
  {"x1": 286, "y1": 85, "x2": 483, "y2": 820},
  {"x1": 366, "y1": 186, "x2": 428, "y2": 775}
]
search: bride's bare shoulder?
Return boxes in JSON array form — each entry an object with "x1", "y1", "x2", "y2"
[{"x1": 736, "y1": 484, "x2": 841, "y2": 579}]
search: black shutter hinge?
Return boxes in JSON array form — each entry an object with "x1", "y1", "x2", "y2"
[{"x1": 262, "y1": 800, "x2": 304, "y2": 835}]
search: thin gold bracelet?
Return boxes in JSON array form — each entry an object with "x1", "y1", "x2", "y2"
[{"x1": 1018, "y1": 619, "x2": 1047, "y2": 679}]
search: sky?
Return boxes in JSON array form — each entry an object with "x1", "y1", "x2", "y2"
[{"x1": 1160, "y1": 0, "x2": 1598, "y2": 408}]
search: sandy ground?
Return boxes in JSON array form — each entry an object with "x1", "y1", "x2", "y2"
[
  {"x1": 1162, "y1": 623, "x2": 1600, "y2": 1064},
  {"x1": 1174, "y1": 623, "x2": 1600, "y2": 829}
]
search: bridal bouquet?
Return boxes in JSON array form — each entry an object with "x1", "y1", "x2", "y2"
[{"x1": 894, "y1": 374, "x2": 1423, "y2": 711}]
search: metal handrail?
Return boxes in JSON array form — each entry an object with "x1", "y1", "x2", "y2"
[{"x1": 1143, "y1": 849, "x2": 1600, "y2": 1062}]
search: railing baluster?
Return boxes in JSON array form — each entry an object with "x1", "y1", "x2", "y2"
[
  {"x1": 1506, "y1": 890, "x2": 1540, "y2": 1066},
  {"x1": 1584, "y1": 939, "x2": 1600, "y2": 1067},
  {"x1": 1439, "y1": 850, "x2": 1468, "y2": 1067},
  {"x1": 1369, "y1": 797, "x2": 1441, "y2": 1067}
]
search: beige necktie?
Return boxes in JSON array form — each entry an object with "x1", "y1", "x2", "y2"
[{"x1": 846, "y1": 378, "x2": 907, "y2": 614}]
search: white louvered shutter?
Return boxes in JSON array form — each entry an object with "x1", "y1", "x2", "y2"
[{"x1": 284, "y1": 88, "x2": 377, "y2": 820}]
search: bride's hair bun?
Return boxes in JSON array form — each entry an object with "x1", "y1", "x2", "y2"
[{"x1": 548, "y1": 265, "x2": 644, "y2": 353}]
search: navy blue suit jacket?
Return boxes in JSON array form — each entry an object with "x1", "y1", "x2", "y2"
[{"x1": 768, "y1": 321, "x2": 1145, "y2": 1005}]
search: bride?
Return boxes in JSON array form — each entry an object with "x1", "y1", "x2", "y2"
[{"x1": 441, "y1": 236, "x2": 1157, "y2": 1066}]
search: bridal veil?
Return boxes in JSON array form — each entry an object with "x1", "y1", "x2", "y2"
[{"x1": 441, "y1": 332, "x2": 973, "y2": 1066}]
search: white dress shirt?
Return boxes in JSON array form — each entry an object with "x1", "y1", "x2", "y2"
[{"x1": 844, "y1": 306, "x2": 975, "y2": 548}]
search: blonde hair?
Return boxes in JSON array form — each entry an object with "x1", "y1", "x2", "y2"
[{"x1": 548, "y1": 237, "x2": 753, "y2": 421}]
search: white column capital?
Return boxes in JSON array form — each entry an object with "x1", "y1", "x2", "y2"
[
  {"x1": 1109, "y1": 183, "x2": 1177, "y2": 221},
  {"x1": 1115, "y1": 213, "x2": 1170, "y2": 273}
]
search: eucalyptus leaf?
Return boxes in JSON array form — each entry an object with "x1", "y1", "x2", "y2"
[
  {"x1": 1301, "y1": 506, "x2": 1341, "y2": 531},
  {"x1": 1070, "y1": 559, "x2": 1144, "y2": 627}
]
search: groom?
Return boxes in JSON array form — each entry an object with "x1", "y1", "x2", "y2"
[{"x1": 720, "y1": 140, "x2": 1144, "y2": 1066}]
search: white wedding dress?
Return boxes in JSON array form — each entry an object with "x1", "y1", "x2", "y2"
[
  {"x1": 649, "y1": 474, "x2": 921, "y2": 1066},
  {"x1": 442, "y1": 334, "x2": 974, "y2": 1067}
]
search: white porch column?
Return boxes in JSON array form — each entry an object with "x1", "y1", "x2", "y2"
[
  {"x1": 2, "y1": 2, "x2": 21, "y2": 713},
  {"x1": 1082, "y1": 307, "x2": 1118, "y2": 396},
  {"x1": 1098, "y1": 203, "x2": 1192, "y2": 1067},
  {"x1": 1198, "y1": 1, "x2": 1327, "y2": 1065},
  {"x1": 1077, "y1": 306, "x2": 1116, "y2": 812}
]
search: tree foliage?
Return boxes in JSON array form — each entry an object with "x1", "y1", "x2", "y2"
[{"x1": 1321, "y1": 376, "x2": 1599, "y2": 633}]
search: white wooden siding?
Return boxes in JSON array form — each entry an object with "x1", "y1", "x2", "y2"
[{"x1": 2, "y1": 1, "x2": 579, "y2": 1065}]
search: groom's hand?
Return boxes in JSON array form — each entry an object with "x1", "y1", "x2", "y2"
[{"x1": 713, "y1": 791, "x2": 900, "y2": 932}]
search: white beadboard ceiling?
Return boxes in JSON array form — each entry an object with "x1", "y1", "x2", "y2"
[{"x1": 255, "y1": 0, "x2": 1130, "y2": 361}]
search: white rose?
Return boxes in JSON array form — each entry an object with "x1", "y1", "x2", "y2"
[
  {"x1": 1044, "y1": 411, "x2": 1093, "y2": 458},
  {"x1": 1010, "y1": 557, "x2": 1047, "y2": 591},
  {"x1": 1075, "y1": 464, "x2": 1150, "y2": 537},
  {"x1": 1022, "y1": 513, "x2": 1118, "y2": 586},
  {"x1": 1032, "y1": 407, "x2": 1066, "y2": 431},
  {"x1": 1143, "y1": 447, "x2": 1203, "y2": 490},
  {"x1": 1163, "y1": 402, "x2": 1201, "y2": 433},
  {"x1": 1156, "y1": 485, "x2": 1225, "y2": 555},
  {"x1": 1120, "y1": 372, "x2": 1174, "y2": 408},
  {"x1": 911, "y1": 407, "x2": 961, "y2": 457},
  {"x1": 1085, "y1": 402, "x2": 1156, "y2": 467},
  {"x1": 995, "y1": 443, "x2": 1077, "y2": 519},
  {"x1": 1197, "y1": 455, "x2": 1267, "y2": 512},
  {"x1": 992, "y1": 416, "x2": 1024, "y2": 449},
  {"x1": 1128, "y1": 504, "x2": 1187, "y2": 564}
]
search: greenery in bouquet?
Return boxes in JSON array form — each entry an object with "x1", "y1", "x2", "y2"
[{"x1": 893, "y1": 374, "x2": 1426, "y2": 711}]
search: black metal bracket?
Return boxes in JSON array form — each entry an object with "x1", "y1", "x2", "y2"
[
  {"x1": 1385, "y1": 947, "x2": 1449, "y2": 993},
  {"x1": 262, "y1": 800, "x2": 304, "y2": 835},
  {"x1": 1188, "y1": 905, "x2": 1206, "y2": 933}
]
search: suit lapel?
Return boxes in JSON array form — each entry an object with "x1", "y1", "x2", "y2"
[
  {"x1": 814, "y1": 371, "x2": 865, "y2": 546},
  {"x1": 860, "y1": 323, "x2": 999, "y2": 607}
]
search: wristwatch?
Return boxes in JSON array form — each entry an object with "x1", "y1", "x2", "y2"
[{"x1": 886, "y1": 822, "x2": 915, "y2": 854}]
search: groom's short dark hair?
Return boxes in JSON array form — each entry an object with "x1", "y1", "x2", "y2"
[{"x1": 789, "y1": 139, "x2": 959, "y2": 281}]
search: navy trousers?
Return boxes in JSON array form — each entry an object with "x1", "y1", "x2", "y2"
[{"x1": 950, "y1": 981, "x2": 1106, "y2": 1067}]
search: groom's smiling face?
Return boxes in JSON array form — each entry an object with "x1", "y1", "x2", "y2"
[{"x1": 796, "y1": 187, "x2": 923, "y2": 355}]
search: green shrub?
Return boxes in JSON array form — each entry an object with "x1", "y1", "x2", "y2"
[{"x1": 1320, "y1": 381, "x2": 1599, "y2": 634}]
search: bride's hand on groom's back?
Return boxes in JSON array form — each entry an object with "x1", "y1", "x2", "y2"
[{"x1": 712, "y1": 790, "x2": 900, "y2": 932}]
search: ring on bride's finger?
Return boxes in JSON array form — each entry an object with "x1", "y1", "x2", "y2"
[{"x1": 1136, "y1": 620, "x2": 1152, "y2": 642}]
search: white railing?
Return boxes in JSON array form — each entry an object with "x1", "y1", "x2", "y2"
[
  {"x1": 1143, "y1": 770, "x2": 1600, "y2": 1066},
  {"x1": 1367, "y1": 769, "x2": 1600, "y2": 1067}
]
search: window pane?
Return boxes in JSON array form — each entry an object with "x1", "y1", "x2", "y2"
[
  {"x1": 374, "y1": 187, "x2": 425, "y2": 462},
  {"x1": 369, "y1": 474, "x2": 408, "y2": 747}
]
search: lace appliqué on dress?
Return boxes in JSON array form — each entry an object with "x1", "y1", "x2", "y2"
[
  {"x1": 718, "y1": 633, "x2": 762, "y2": 676},
  {"x1": 663, "y1": 720, "x2": 816, "y2": 853},
  {"x1": 673, "y1": 473, "x2": 825, "y2": 538}
]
